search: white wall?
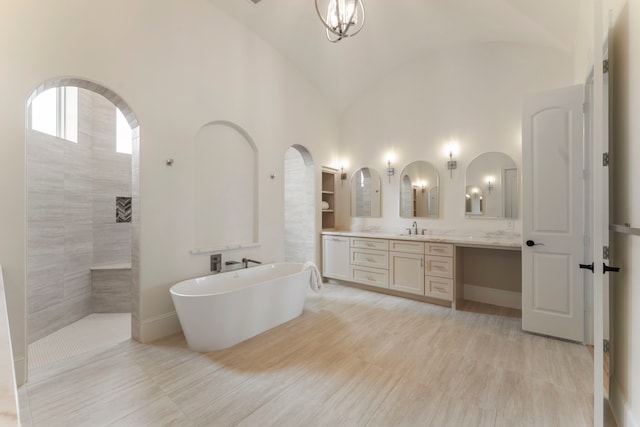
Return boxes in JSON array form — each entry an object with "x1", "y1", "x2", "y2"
[
  {"x1": 337, "y1": 43, "x2": 575, "y2": 234},
  {"x1": 0, "y1": 0, "x2": 339, "y2": 384}
]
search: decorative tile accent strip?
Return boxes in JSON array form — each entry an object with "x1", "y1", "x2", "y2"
[{"x1": 116, "y1": 197, "x2": 132, "y2": 223}]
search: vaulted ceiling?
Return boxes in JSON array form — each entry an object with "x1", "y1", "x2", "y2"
[{"x1": 209, "y1": 0, "x2": 580, "y2": 111}]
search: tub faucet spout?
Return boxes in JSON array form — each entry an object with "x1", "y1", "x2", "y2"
[{"x1": 242, "y1": 258, "x2": 261, "y2": 268}]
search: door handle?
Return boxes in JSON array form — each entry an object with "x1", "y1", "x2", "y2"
[
  {"x1": 579, "y1": 262, "x2": 594, "y2": 273},
  {"x1": 525, "y1": 240, "x2": 544, "y2": 247},
  {"x1": 603, "y1": 263, "x2": 621, "y2": 274}
]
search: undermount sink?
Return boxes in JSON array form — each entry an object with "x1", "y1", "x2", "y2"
[{"x1": 396, "y1": 233, "x2": 425, "y2": 239}]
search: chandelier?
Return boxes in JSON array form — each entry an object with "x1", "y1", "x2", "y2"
[{"x1": 314, "y1": 0, "x2": 365, "y2": 43}]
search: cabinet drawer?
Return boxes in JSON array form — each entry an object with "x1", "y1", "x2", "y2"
[
  {"x1": 350, "y1": 237, "x2": 389, "y2": 251},
  {"x1": 425, "y1": 255, "x2": 453, "y2": 278},
  {"x1": 349, "y1": 265, "x2": 389, "y2": 289},
  {"x1": 350, "y1": 248, "x2": 389, "y2": 269},
  {"x1": 425, "y1": 242, "x2": 453, "y2": 257},
  {"x1": 425, "y1": 276, "x2": 453, "y2": 301},
  {"x1": 389, "y1": 240, "x2": 425, "y2": 254}
]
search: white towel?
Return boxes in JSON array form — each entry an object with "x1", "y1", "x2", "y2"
[
  {"x1": 304, "y1": 261, "x2": 323, "y2": 293},
  {"x1": 321, "y1": 201, "x2": 330, "y2": 210}
]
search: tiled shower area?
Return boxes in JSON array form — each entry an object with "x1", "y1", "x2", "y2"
[{"x1": 26, "y1": 87, "x2": 133, "y2": 365}]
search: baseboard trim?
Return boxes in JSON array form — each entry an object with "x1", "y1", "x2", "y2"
[
  {"x1": 140, "y1": 311, "x2": 182, "y2": 344},
  {"x1": 463, "y1": 284, "x2": 521, "y2": 310},
  {"x1": 611, "y1": 377, "x2": 639, "y2": 427}
]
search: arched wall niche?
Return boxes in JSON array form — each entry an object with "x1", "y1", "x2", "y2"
[{"x1": 193, "y1": 120, "x2": 259, "y2": 250}]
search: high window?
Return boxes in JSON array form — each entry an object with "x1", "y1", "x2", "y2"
[
  {"x1": 116, "y1": 107, "x2": 132, "y2": 154},
  {"x1": 31, "y1": 87, "x2": 78, "y2": 143}
]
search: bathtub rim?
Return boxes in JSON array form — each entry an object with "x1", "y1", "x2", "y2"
[{"x1": 169, "y1": 262, "x2": 309, "y2": 298}]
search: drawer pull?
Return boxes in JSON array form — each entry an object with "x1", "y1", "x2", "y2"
[
  {"x1": 366, "y1": 257, "x2": 376, "y2": 262},
  {"x1": 366, "y1": 243, "x2": 374, "y2": 247},
  {"x1": 367, "y1": 275, "x2": 374, "y2": 281}
]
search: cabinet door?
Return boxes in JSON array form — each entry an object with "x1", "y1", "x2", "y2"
[
  {"x1": 389, "y1": 252, "x2": 424, "y2": 295},
  {"x1": 322, "y1": 235, "x2": 350, "y2": 280}
]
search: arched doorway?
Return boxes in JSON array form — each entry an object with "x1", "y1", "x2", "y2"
[
  {"x1": 284, "y1": 145, "x2": 315, "y2": 263},
  {"x1": 25, "y1": 77, "x2": 140, "y2": 370}
]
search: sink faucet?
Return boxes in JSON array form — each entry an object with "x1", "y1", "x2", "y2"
[
  {"x1": 412, "y1": 221, "x2": 418, "y2": 235},
  {"x1": 242, "y1": 258, "x2": 261, "y2": 268}
]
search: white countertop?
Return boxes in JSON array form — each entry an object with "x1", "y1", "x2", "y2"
[
  {"x1": 322, "y1": 230, "x2": 522, "y2": 249},
  {"x1": 0, "y1": 266, "x2": 20, "y2": 426}
]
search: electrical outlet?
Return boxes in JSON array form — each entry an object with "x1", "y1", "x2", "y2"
[{"x1": 506, "y1": 220, "x2": 514, "y2": 231}]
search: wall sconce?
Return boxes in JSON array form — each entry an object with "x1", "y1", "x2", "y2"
[
  {"x1": 447, "y1": 151, "x2": 457, "y2": 178},
  {"x1": 387, "y1": 159, "x2": 395, "y2": 183},
  {"x1": 340, "y1": 166, "x2": 347, "y2": 185},
  {"x1": 486, "y1": 178, "x2": 494, "y2": 194}
]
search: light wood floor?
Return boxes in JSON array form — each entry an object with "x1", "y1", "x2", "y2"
[{"x1": 19, "y1": 283, "x2": 597, "y2": 426}]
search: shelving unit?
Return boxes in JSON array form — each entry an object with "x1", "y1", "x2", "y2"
[{"x1": 321, "y1": 167, "x2": 337, "y2": 230}]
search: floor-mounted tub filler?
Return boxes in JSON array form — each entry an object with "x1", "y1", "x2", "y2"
[{"x1": 170, "y1": 263, "x2": 311, "y2": 352}]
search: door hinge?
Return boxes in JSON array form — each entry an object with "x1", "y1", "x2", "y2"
[
  {"x1": 604, "y1": 339, "x2": 610, "y2": 353},
  {"x1": 603, "y1": 246, "x2": 610, "y2": 260},
  {"x1": 603, "y1": 152, "x2": 609, "y2": 166},
  {"x1": 603, "y1": 59, "x2": 609, "y2": 74},
  {"x1": 583, "y1": 102, "x2": 588, "y2": 114}
]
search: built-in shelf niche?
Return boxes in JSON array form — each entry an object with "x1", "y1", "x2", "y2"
[{"x1": 322, "y1": 167, "x2": 337, "y2": 230}]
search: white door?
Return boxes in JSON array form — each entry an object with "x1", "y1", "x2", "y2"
[
  {"x1": 592, "y1": 2, "x2": 611, "y2": 424},
  {"x1": 522, "y1": 84, "x2": 585, "y2": 342}
]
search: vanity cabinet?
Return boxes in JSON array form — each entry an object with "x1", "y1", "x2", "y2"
[
  {"x1": 322, "y1": 231, "x2": 522, "y2": 310},
  {"x1": 322, "y1": 235, "x2": 350, "y2": 281},
  {"x1": 322, "y1": 233, "x2": 456, "y2": 303}
]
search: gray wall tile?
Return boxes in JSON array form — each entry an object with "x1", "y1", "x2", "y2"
[{"x1": 26, "y1": 88, "x2": 134, "y2": 343}]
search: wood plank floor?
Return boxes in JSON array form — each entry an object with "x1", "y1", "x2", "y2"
[{"x1": 19, "y1": 283, "x2": 597, "y2": 426}]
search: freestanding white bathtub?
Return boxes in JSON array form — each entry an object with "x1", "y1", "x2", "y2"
[{"x1": 170, "y1": 263, "x2": 310, "y2": 352}]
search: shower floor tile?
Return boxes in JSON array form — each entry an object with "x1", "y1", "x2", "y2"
[{"x1": 28, "y1": 313, "x2": 130, "y2": 369}]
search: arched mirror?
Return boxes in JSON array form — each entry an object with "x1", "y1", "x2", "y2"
[
  {"x1": 350, "y1": 167, "x2": 381, "y2": 217},
  {"x1": 399, "y1": 161, "x2": 439, "y2": 218},
  {"x1": 465, "y1": 152, "x2": 518, "y2": 218}
]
